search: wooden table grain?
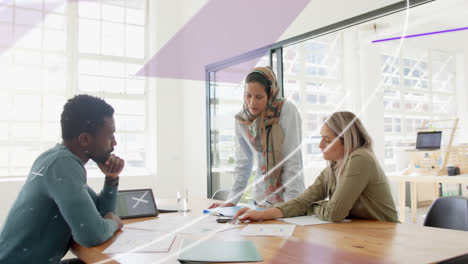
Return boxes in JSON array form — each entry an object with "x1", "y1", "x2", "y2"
[{"x1": 72, "y1": 198, "x2": 468, "y2": 264}]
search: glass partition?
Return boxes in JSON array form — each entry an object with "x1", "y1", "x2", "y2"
[
  {"x1": 207, "y1": 0, "x2": 467, "y2": 197},
  {"x1": 207, "y1": 54, "x2": 270, "y2": 200},
  {"x1": 283, "y1": 31, "x2": 347, "y2": 185}
]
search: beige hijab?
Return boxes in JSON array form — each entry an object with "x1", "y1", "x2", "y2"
[{"x1": 235, "y1": 66, "x2": 286, "y2": 203}]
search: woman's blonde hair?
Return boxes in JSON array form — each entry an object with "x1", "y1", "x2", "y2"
[{"x1": 325, "y1": 111, "x2": 373, "y2": 178}]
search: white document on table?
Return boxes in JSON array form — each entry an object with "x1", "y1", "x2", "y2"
[
  {"x1": 124, "y1": 214, "x2": 197, "y2": 232},
  {"x1": 240, "y1": 224, "x2": 295, "y2": 237},
  {"x1": 124, "y1": 214, "x2": 240, "y2": 235},
  {"x1": 178, "y1": 217, "x2": 242, "y2": 235},
  {"x1": 109, "y1": 253, "x2": 172, "y2": 264},
  {"x1": 279, "y1": 215, "x2": 350, "y2": 225},
  {"x1": 103, "y1": 229, "x2": 176, "y2": 254}
]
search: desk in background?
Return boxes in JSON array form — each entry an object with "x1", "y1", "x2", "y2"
[
  {"x1": 72, "y1": 198, "x2": 468, "y2": 264},
  {"x1": 387, "y1": 174, "x2": 468, "y2": 223}
]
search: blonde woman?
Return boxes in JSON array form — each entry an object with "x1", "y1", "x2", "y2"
[{"x1": 233, "y1": 111, "x2": 398, "y2": 223}]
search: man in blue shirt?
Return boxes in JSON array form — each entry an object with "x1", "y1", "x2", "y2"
[{"x1": 0, "y1": 94, "x2": 125, "y2": 264}]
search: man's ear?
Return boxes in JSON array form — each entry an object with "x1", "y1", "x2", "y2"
[{"x1": 78, "y1": 132, "x2": 92, "y2": 148}]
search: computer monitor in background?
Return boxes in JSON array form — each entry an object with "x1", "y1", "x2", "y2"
[{"x1": 416, "y1": 131, "x2": 442, "y2": 150}]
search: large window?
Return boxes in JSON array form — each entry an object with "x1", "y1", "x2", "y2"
[
  {"x1": 0, "y1": 0, "x2": 150, "y2": 178},
  {"x1": 380, "y1": 44, "x2": 457, "y2": 172},
  {"x1": 208, "y1": 55, "x2": 270, "y2": 202},
  {"x1": 283, "y1": 32, "x2": 345, "y2": 185}
]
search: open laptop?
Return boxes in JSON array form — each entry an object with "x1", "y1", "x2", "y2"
[{"x1": 416, "y1": 131, "x2": 442, "y2": 150}]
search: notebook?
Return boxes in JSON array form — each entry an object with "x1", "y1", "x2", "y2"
[{"x1": 177, "y1": 239, "x2": 263, "y2": 263}]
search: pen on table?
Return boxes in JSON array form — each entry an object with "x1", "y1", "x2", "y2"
[{"x1": 210, "y1": 212, "x2": 225, "y2": 216}]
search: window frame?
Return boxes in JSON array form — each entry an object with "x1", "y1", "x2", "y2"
[{"x1": 0, "y1": 0, "x2": 152, "y2": 179}]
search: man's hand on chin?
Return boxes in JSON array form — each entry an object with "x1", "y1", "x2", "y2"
[{"x1": 98, "y1": 154, "x2": 125, "y2": 178}]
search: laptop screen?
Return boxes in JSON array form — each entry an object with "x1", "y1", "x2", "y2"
[
  {"x1": 115, "y1": 189, "x2": 158, "y2": 219},
  {"x1": 416, "y1": 131, "x2": 442, "y2": 150}
]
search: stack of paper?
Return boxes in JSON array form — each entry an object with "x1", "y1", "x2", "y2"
[
  {"x1": 103, "y1": 229, "x2": 175, "y2": 254},
  {"x1": 124, "y1": 214, "x2": 240, "y2": 235},
  {"x1": 105, "y1": 214, "x2": 243, "y2": 254}
]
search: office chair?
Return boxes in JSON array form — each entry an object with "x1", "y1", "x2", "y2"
[
  {"x1": 211, "y1": 188, "x2": 230, "y2": 201},
  {"x1": 436, "y1": 253, "x2": 468, "y2": 264},
  {"x1": 423, "y1": 196, "x2": 468, "y2": 231}
]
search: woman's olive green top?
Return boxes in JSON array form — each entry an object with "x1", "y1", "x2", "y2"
[{"x1": 275, "y1": 148, "x2": 398, "y2": 222}]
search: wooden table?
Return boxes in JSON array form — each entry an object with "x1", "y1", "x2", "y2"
[
  {"x1": 387, "y1": 174, "x2": 468, "y2": 223},
  {"x1": 72, "y1": 198, "x2": 468, "y2": 264}
]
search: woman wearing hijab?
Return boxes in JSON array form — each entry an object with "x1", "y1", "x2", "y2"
[
  {"x1": 232, "y1": 111, "x2": 399, "y2": 223},
  {"x1": 209, "y1": 66, "x2": 305, "y2": 208}
]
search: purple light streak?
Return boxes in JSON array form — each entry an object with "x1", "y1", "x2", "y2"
[{"x1": 372, "y1": 27, "x2": 468, "y2": 43}]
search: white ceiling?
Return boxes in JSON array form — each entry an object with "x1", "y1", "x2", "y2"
[{"x1": 354, "y1": 0, "x2": 468, "y2": 51}]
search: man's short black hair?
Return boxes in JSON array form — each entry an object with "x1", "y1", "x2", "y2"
[{"x1": 61, "y1": 94, "x2": 114, "y2": 141}]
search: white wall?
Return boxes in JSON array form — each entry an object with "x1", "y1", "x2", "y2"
[
  {"x1": 149, "y1": 0, "x2": 208, "y2": 198},
  {"x1": 181, "y1": 80, "x2": 208, "y2": 199},
  {"x1": 278, "y1": 0, "x2": 400, "y2": 41},
  {"x1": 0, "y1": 180, "x2": 27, "y2": 226}
]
